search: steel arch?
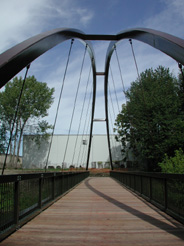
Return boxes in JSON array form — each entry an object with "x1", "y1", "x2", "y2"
[
  {"x1": 104, "y1": 28, "x2": 184, "y2": 169},
  {"x1": 0, "y1": 27, "x2": 184, "y2": 170},
  {"x1": 0, "y1": 28, "x2": 97, "y2": 171},
  {"x1": 0, "y1": 28, "x2": 97, "y2": 88}
]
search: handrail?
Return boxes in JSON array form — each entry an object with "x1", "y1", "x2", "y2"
[
  {"x1": 0, "y1": 171, "x2": 89, "y2": 242},
  {"x1": 111, "y1": 170, "x2": 184, "y2": 180},
  {"x1": 110, "y1": 171, "x2": 184, "y2": 224}
]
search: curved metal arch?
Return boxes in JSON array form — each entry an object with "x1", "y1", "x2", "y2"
[
  {"x1": 0, "y1": 28, "x2": 97, "y2": 170},
  {"x1": 1, "y1": 27, "x2": 184, "y2": 170},
  {"x1": 0, "y1": 28, "x2": 96, "y2": 88},
  {"x1": 104, "y1": 28, "x2": 184, "y2": 170}
]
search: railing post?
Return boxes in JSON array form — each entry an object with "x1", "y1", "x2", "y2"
[
  {"x1": 1, "y1": 171, "x2": 90, "y2": 242},
  {"x1": 52, "y1": 173, "x2": 56, "y2": 200},
  {"x1": 164, "y1": 178, "x2": 167, "y2": 211},
  {"x1": 38, "y1": 174, "x2": 43, "y2": 209},
  {"x1": 66, "y1": 174, "x2": 69, "y2": 191},
  {"x1": 150, "y1": 176, "x2": 152, "y2": 201},
  {"x1": 61, "y1": 173, "x2": 64, "y2": 194},
  {"x1": 14, "y1": 176, "x2": 21, "y2": 225}
]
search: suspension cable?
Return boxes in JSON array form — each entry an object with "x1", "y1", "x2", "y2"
[
  {"x1": 108, "y1": 84, "x2": 116, "y2": 119},
  {"x1": 129, "y1": 39, "x2": 140, "y2": 80},
  {"x1": 129, "y1": 38, "x2": 154, "y2": 146},
  {"x1": 109, "y1": 108, "x2": 119, "y2": 159},
  {"x1": 108, "y1": 46, "x2": 127, "y2": 167},
  {"x1": 1, "y1": 64, "x2": 31, "y2": 175},
  {"x1": 44, "y1": 39, "x2": 74, "y2": 171},
  {"x1": 71, "y1": 67, "x2": 91, "y2": 165},
  {"x1": 129, "y1": 39, "x2": 147, "y2": 106},
  {"x1": 110, "y1": 65, "x2": 120, "y2": 112},
  {"x1": 80, "y1": 109, "x2": 92, "y2": 167},
  {"x1": 108, "y1": 82, "x2": 124, "y2": 165},
  {"x1": 114, "y1": 45, "x2": 126, "y2": 95},
  {"x1": 77, "y1": 85, "x2": 93, "y2": 166},
  {"x1": 62, "y1": 44, "x2": 88, "y2": 167}
]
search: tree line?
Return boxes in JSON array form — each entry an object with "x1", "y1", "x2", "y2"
[
  {"x1": 0, "y1": 76, "x2": 54, "y2": 167},
  {"x1": 114, "y1": 66, "x2": 184, "y2": 172}
]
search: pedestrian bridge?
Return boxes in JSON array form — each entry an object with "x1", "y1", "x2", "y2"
[
  {"x1": 0, "y1": 27, "x2": 184, "y2": 245},
  {"x1": 1, "y1": 173, "x2": 184, "y2": 245}
]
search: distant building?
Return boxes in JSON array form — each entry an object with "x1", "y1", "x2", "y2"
[{"x1": 23, "y1": 134, "x2": 123, "y2": 169}]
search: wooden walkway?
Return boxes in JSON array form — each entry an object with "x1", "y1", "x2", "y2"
[{"x1": 1, "y1": 177, "x2": 184, "y2": 246}]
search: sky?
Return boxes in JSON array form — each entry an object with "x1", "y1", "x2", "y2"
[{"x1": 0, "y1": 0, "x2": 184, "y2": 137}]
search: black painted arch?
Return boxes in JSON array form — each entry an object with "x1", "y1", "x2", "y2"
[
  {"x1": 0, "y1": 27, "x2": 184, "y2": 170},
  {"x1": 0, "y1": 28, "x2": 97, "y2": 88},
  {"x1": 1, "y1": 27, "x2": 184, "y2": 89},
  {"x1": 0, "y1": 28, "x2": 97, "y2": 171}
]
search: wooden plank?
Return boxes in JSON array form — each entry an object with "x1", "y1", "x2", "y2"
[{"x1": 1, "y1": 177, "x2": 184, "y2": 245}]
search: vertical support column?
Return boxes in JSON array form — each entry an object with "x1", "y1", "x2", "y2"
[
  {"x1": 105, "y1": 111, "x2": 113, "y2": 170},
  {"x1": 104, "y1": 46, "x2": 116, "y2": 170},
  {"x1": 104, "y1": 42, "x2": 117, "y2": 170},
  {"x1": 86, "y1": 59, "x2": 96, "y2": 170}
]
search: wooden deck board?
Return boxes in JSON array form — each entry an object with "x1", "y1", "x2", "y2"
[{"x1": 1, "y1": 177, "x2": 184, "y2": 246}]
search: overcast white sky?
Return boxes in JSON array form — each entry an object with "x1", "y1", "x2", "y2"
[{"x1": 0, "y1": 0, "x2": 184, "y2": 136}]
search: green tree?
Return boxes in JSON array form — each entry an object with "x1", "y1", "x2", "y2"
[
  {"x1": 0, "y1": 76, "x2": 54, "y2": 166},
  {"x1": 114, "y1": 66, "x2": 184, "y2": 171},
  {"x1": 177, "y1": 67, "x2": 184, "y2": 112},
  {"x1": 0, "y1": 123, "x2": 7, "y2": 154},
  {"x1": 159, "y1": 149, "x2": 184, "y2": 174}
]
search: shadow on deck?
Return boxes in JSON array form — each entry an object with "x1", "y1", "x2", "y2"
[{"x1": 1, "y1": 177, "x2": 184, "y2": 246}]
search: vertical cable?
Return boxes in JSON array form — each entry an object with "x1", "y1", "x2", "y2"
[
  {"x1": 108, "y1": 84, "x2": 116, "y2": 119},
  {"x1": 80, "y1": 106, "x2": 92, "y2": 166},
  {"x1": 62, "y1": 44, "x2": 88, "y2": 167},
  {"x1": 129, "y1": 39, "x2": 140, "y2": 80},
  {"x1": 114, "y1": 45, "x2": 126, "y2": 95},
  {"x1": 77, "y1": 86, "x2": 93, "y2": 166},
  {"x1": 71, "y1": 67, "x2": 91, "y2": 165},
  {"x1": 108, "y1": 85, "x2": 119, "y2": 164},
  {"x1": 1, "y1": 64, "x2": 30, "y2": 175},
  {"x1": 129, "y1": 39, "x2": 147, "y2": 105},
  {"x1": 129, "y1": 38, "x2": 154, "y2": 146},
  {"x1": 44, "y1": 39, "x2": 74, "y2": 171},
  {"x1": 109, "y1": 46, "x2": 127, "y2": 169},
  {"x1": 109, "y1": 109, "x2": 119, "y2": 161},
  {"x1": 110, "y1": 65, "x2": 121, "y2": 112}
]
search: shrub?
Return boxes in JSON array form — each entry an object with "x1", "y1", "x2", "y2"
[{"x1": 158, "y1": 149, "x2": 184, "y2": 174}]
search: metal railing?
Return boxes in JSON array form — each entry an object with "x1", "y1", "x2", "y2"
[
  {"x1": 0, "y1": 171, "x2": 89, "y2": 241},
  {"x1": 110, "y1": 171, "x2": 184, "y2": 224}
]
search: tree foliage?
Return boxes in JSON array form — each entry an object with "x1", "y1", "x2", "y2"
[
  {"x1": 0, "y1": 76, "x2": 54, "y2": 165},
  {"x1": 158, "y1": 149, "x2": 184, "y2": 174},
  {"x1": 114, "y1": 66, "x2": 184, "y2": 171},
  {"x1": 0, "y1": 123, "x2": 7, "y2": 154}
]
